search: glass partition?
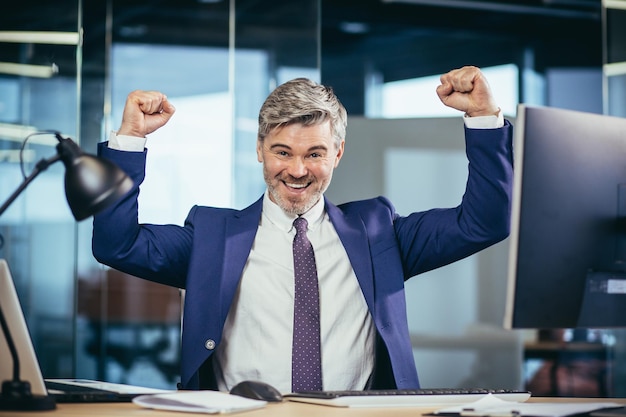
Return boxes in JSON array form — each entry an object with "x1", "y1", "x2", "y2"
[
  {"x1": 602, "y1": 0, "x2": 626, "y2": 397},
  {"x1": 73, "y1": 0, "x2": 320, "y2": 388},
  {"x1": 0, "y1": 0, "x2": 81, "y2": 379},
  {"x1": 1, "y1": 0, "x2": 320, "y2": 390}
]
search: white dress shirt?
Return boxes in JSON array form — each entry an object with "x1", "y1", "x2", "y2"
[{"x1": 212, "y1": 192, "x2": 375, "y2": 393}]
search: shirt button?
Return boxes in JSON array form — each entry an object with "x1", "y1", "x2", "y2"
[{"x1": 205, "y1": 339, "x2": 216, "y2": 350}]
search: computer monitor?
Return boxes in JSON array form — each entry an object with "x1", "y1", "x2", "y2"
[
  {"x1": 0, "y1": 259, "x2": 48, "y2": 396},
  {"x1": 504, "y1": 104, "x2": 626, "y2": 329}
]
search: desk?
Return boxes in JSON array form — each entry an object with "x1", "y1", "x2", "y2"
[{"x1": 1, "y1": 397, "x2": 625, "y2": 417}]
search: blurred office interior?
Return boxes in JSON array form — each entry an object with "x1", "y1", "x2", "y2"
[{"x1": 0, "y1": 0, "x2": 625, "y2": 397}]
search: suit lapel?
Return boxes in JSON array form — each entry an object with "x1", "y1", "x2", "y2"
[
  {"x1": 220, "y1": 197, "x2": 263, "y2": 322},
  {"x1": 217, "y1": 197, "x2": 376, "y2": 319},
  {"x1": 325, "y1": 199, "x2": 375, "y2": 313}
]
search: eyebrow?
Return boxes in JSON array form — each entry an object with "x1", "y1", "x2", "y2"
[{"x1": 268, "y1": 144, "x2": 329, "y2": 152}]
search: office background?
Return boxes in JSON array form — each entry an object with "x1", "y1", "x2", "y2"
[{"x1": 0, "y1": 0, "x2": 625, "y2": 397}]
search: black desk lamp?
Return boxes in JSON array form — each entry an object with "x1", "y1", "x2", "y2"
[{"x1": 0, "y1": 132, "x2": 134, "y2": 411}]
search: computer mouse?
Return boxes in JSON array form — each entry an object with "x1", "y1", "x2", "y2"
[{"x1": 229, "y1": 380, "x2": 283, "y2": 402}]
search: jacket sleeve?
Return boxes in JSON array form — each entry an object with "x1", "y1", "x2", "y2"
[
  {"x1": 394, "y1": 120, "x2": 514, "y2": 278},
  {"x1": 91, "y1": 142, "x2": 193, "y2": 288}
]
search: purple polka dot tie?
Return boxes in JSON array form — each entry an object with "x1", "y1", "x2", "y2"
[{"x1": 291, "y1": 217, "x2": 323, "y2": 392}]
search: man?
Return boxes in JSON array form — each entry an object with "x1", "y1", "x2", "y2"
[{"x1": 92, "y1": 65, "x2": 513, "y2": 394}]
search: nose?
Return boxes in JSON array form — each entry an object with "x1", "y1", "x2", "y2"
[{"x1": 286, "y1": 157, "x2": 308, "y2": 178}]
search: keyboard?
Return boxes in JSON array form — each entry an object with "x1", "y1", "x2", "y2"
[
  {"x1": 45, "y1": 379, "x2": 171, "y2": 403},
  {"x1": 283, "y1": 388, "x2": 531, "y2": 408},
  {"x1": 45, "y1": 380, "x2": 136, "y2": 403}
]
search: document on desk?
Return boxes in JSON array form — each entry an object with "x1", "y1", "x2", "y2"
[
  {"x1": 434, "y1": 394, "x2": 623, "y2": 417},
  {"x1": 132, "y1": 390, "x2": 267, "y2": 414}
]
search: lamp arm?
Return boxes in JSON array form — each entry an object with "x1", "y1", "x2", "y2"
[{"x1": 0, "y1": 154, "x2": 61, "y2": 218}]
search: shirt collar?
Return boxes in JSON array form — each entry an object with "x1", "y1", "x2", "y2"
[{"x1": 262, "y1": 189, "x2": 326, "y2": 233}]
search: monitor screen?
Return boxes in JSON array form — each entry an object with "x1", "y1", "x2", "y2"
[{"x1": 504, "y1": 104, "x2": 626, "y2": 329}]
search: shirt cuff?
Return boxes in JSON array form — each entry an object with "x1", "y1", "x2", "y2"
[
  {"x1": 107, "y1": 131, "x2": 147, "y2": 152},
  {"x1": 463, "y1": 108, "x2": 504, "y2": 129}
]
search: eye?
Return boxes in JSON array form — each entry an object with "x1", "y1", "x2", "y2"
[{"x1": 309, "y1": 152, "x2": 322, "y2": 158}]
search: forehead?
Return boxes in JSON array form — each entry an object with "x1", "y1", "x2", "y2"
[{"x1": 265, "y1": 121, "x2": 334, "y2": 146}]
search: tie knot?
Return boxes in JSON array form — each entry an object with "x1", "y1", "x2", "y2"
[{"x1": 293, "y1": 217, "x2": 308, "y2": 235}]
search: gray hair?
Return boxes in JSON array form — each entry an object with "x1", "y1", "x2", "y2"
[{"x1": 257, "y1": 78, "x2": 347, "y2": 148}]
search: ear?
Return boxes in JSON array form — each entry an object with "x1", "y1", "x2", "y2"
[
  {"x1": 333, "y1": 140, "x2": 345, "y2": 168},
  {"x1": 256, "y1": 140, "x2": 263, "y2": 163}
]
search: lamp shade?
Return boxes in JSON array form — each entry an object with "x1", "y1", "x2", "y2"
[{"x1": 56, "y1": 136, "x2": 133, "y2": 221}]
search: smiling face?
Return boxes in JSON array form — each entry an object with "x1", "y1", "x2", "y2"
[{"x1": 257, "y1": 121, "x2": 344, "y2": 216}]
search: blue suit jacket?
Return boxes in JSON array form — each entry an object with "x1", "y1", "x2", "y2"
[{"x1": 92, "y1": 121, "x2": 513, "y2": 390}]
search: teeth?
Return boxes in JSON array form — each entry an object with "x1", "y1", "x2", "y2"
[{"x1": 287, "y1": 182, "x2": 307, "y2": 189}]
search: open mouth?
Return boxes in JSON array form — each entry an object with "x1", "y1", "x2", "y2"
[{"x1": 285, "y1": 181, "x2": 310, "y2": 190}]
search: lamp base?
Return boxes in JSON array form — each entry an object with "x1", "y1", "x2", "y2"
[
  {"x1": 0, "y1": 395, "x2": 56, "y2": 411},
  {"x1": 0, "y1": 380, "x2": 56, "y2": 411}
]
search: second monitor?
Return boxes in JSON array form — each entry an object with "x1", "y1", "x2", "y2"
[{"x1": 505, "y1": 104, "x2": 626, "y2": 329}]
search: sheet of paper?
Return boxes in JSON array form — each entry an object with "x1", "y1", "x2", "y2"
[
  {"x1": 435, "y1": 394, "x2": 623, "y2": 417},
  {"x1": 132, "y1": 390, "x2": 267, "y2": 414}
]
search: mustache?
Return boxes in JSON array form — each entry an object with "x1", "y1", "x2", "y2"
[{"x1": 279, "y1": 174, "x2": 313, "y2": 184}]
